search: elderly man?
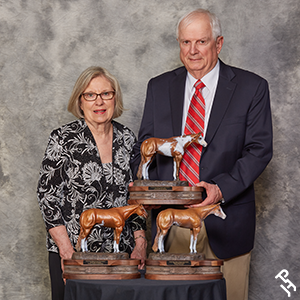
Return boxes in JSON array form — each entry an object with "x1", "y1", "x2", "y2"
[{"x1": 131, "y1": 8, "x2": 272, "y2": 300}]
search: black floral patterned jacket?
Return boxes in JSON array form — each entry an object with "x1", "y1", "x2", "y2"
[{"x1": 37, "y1": 119, "x2": 146, "y2": 254}]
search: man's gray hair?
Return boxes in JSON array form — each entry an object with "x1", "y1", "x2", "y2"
[{"x1": 176, "y1": 8, "x2": 222, "y2": 40}]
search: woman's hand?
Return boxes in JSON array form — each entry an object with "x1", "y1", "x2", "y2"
[
  {"x1": 130, "y1": 230, "x2": 147, "y2": 269},
  {"x1": 49, "y1": 225, "x2": 75, "y2": 283}
]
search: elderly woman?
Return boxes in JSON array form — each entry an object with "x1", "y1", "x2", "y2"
[{"x1": 37, "y1": 66, "x2": 147, "y2": 300}]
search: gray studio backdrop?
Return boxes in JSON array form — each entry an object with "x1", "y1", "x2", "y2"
[{"x1": 0, "y1": 0, "x2": 299, "y2": 299}]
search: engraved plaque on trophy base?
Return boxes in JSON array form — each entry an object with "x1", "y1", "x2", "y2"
[
  {"x1": 145, "y1": 253, "x2": 223, "y2": 280},
  {"x1": 63, "y1": 252, "x2": 141, "y2": 280},
  {"x1": 128, "y1": 180, "x2": 203, "y2": 205}
]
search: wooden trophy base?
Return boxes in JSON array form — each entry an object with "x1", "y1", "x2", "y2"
[
  {"x1": 128, "y1": 180, "x2": 203, "y2": 205},
  {"x1": 145, "y1": 253, "x2": 223, "y2": 280},
  {"x1": 63, "y1": 252, "x2": 141, "y2": 280}
]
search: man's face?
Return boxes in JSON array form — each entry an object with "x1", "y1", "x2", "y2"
[{"x1": 178, "y1": 14, "x2": 223, "y2": 79}]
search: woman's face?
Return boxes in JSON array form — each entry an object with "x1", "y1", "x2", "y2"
[{"x1": 80, "y1": 76, "x2": 115, "y2": 128}]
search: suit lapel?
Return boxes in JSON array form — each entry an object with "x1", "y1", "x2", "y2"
[
  {"x1": 204, "y1": 61, "x2": 236, "y2": 147},
  {"x1": 167, "y1": 63, "x2": 236, "y2": 143},
  {"x1": 169, "y1": 67, "x2": 187, "y2": 136}
]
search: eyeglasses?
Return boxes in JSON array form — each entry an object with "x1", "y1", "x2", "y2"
[{"x1": 81, "y1": 91, "x2": 115, "y2": 101}]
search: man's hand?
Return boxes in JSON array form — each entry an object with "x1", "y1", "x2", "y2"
[{"x1": 188, "y1": 181, "x2": 223, "y2": 208}]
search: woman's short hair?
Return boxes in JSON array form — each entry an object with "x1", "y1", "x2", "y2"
[
  {"x1": 176, "y1": 8, "x2": 222, "y2": 40},
  {"x1": 68, "y1": 66, "x2": 124, "y2": 119}
]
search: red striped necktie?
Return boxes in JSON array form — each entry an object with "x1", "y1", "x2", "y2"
[{"x1": 179, "y1": 80, "x2": 205, "y2": 186}]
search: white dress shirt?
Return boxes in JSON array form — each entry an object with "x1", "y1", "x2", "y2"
[{"x1": 181, "y1": 60, "x2": 220, "y2": 138}]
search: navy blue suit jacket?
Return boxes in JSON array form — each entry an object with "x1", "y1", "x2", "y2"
[{"x1": 131, "y1": 60, "x2": 273, "y2": 259}]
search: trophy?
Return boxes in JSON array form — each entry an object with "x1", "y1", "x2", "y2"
[
  {"x1": 129, "y1": 133, "x2": 226, "y2": 280},
  {"x1": 128, "y1": 132, "x2": 206, "y2": 206},
  {"x1": 63, "y1": 205, "x2": 147, "y2": 280}
]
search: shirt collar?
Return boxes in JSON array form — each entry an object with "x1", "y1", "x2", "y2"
[{"x1": 186, "y1": 60, "x2": 220, "y2": 93}]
